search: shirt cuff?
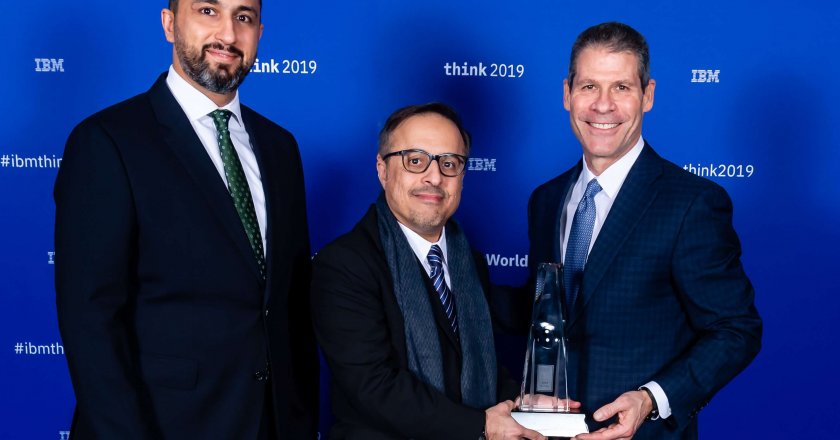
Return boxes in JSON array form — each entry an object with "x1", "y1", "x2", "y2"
[{"x1": 642, "y1": 381, "x2": 671, "y2": 419}]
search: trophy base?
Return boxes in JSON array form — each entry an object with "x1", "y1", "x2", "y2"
[{"x1": 511, "y1": 410, "x2": 588, "y2": 437}]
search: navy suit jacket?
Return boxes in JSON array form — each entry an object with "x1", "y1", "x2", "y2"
[
  {"x1": 527, "y1": 144, "x2": 761, "y2": 439},
  {"x1": 55, "y1": 73, "x2": 318, "y2": 439}
]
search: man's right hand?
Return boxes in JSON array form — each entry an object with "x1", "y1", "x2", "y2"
[{"x1": 484, "y1": 400, "x2": 546, "y2": 440}]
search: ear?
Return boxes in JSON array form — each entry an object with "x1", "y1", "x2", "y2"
[
  {"x1": 259, "y1": 23, "x2": 264, "y2": 40},
  {"x1": 161, "y1": 8, "x2": 175, "y2": 44},
  {"x1": 376, "y1": 154, "x2": 387, "y2": 188},
  {"x1": 643, "y1": 79, "x2": 656, "y2": 112},
  {"x1": 563, "y1": 78, "x2": 571, "y2": 111}
]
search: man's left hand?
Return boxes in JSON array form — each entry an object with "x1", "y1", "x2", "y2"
[{"x1": 573, "y1": 390, "x2": 652, "y2": 440}]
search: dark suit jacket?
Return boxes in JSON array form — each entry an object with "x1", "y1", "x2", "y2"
[
  {"x1": 528, "y1": 144, "x2": 762, "y2": 439},
  {"x1": 310, "y1": 205, "x2": 519, "y2": 440},
  {"x1": 54, "y1": 73, "x2": 318, "y2": 440}
]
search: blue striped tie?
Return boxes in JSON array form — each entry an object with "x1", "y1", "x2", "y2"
[
  {"x1": 427, "y1": 244, "x2": 459, "y2": 336},
  {"x1": 563, "y1": 178, "x2": 602, "y2": 310}
]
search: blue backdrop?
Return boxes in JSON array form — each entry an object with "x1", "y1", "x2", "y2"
[{"x1": 3, "y1": 1, "x2": 839, "y2": 438}]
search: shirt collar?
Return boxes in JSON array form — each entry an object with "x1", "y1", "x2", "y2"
[
  {"x1": 398, "y1": 222, "x2": 448, "y2": 264},
  {"x1": 580, "y1": 136, "x2": 645, "y2": 200},
  {"x1": 165, "y1": 65, "x2": 244, "y2": 126}
]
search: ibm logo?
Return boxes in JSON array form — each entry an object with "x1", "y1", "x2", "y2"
[
  {"x1": 48, "y1": 251, "x2": 55, "y2": 265},
  {"x1": 691, "y1": 69, "x2": 720, "y2": 83},
  {"x1": 34, "y1": 58, "x2": 64, "y2": 72},
  {"x1": 59, "y1": 431, "x2": 70, "y2": 440},
  {"x1": 467, "y1": 157, "x2": 496, "y2": 172}
]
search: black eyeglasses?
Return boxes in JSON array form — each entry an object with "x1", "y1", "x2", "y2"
[{"x1": 382, "y1": 149, "x2": 468, "y2": 177}]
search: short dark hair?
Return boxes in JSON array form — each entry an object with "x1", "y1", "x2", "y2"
[
  {"x1": 568, "y1": 22, "x2": 651, "y2": 92},
  {"x1": 378, "y1": 103, "x2": 471, "y2": 157},
  {"x1": 168, "y1": 0, "x2": 262, "y2": 12}
]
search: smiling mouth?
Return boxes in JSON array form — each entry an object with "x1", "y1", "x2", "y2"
[
  {"x1": 203, "y1": 43, "x2": 244, "y2": 63},
  {"x1": 411, "y1": 187, "x2": 446, "y2": 203},
  {"x1": 589, "y1": 122, "x2": 620, "y2": 129},
  {"x1": 414, "y1": 193, "x2": 444, "y2": 202},
  {"x1": 207, "y1": 49, "x2": 240, "y2": 61}
]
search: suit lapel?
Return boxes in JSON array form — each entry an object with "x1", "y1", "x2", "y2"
[
  {"x1": 568, "y1": 144, "x2": 663, "y2": 328},
  {"x1": 550, "y1": 164, "x2": 583, "y2": 264},
  {"x1": 147, "y1": 74, "x2": 263, "y2": 282},
  {"x1": 241, "y1": 106, "x2": 283, "y2": 301},
  {"x1": 531, "y1": 164, "x2": 580, "y2": 329}
]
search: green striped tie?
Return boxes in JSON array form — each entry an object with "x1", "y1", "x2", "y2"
[{"x1": 210, "y1": 109, "x2": 266, "y2": 281}]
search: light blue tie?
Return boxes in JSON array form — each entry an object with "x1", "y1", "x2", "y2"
[
  {"x1": 427, "y1": 244, "x2": 459, "y2": 337},
  {"x1": 563, "y1": 178, "x2": 602, "y2": 310}
]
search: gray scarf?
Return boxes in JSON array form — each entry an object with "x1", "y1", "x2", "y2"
[{"x1": 375, "y1": 194, "x2": 497, "y2": 409}]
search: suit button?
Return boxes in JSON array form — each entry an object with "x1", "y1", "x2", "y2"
[
  {"x1": 254, "y1": 371, "x2": 267, "y2": 381},
  {"x1": 265, "y1": 309, "x2": 269, "y2": 317}
]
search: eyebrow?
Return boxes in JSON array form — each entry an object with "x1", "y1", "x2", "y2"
[
  {"x1": 235, "y1": 5, "x2": 259, "y2": 15},
  {"x1": 192, "y1": 0, "x2": 260, "y2": 14},
  {"x1": 577, "y1": 77, "x2": 636, "y2": 85}
]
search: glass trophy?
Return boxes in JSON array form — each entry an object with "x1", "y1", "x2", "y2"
[{"x1": 511, "y1": 263, "x2": 588, "y2": 437}]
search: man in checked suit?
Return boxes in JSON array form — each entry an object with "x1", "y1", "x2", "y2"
[
  {"x1": 54, "y1": 0, "x2": 317, "y2": 438},
  {"x1": 527, "y1": 22, "x2": 762, "y2": 439},
  {"x1": 311, "y1": 103, "x2": 545, "y2": 440}
]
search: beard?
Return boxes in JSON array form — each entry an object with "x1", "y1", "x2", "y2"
[
  {"x1": 403, "y1": 185, "x2": 455, "y2": 235},
  {"x1": 174, "y1": 29, "x2": 254, "y2": 94}
]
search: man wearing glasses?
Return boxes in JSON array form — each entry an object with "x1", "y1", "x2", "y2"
[{"x1": 311, "y1": 103, "x2": 542, "y2": 440}]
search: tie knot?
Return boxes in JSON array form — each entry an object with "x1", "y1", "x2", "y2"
[
  {"x1": 210, "y1": 109, "x2": 233, "y2": 131},
  {"x1": 427, "y1": 244, "x2": 444, "y2": 269},
  {"x1": 584, "y1": 178, "x2": 602, "y2": 199}
]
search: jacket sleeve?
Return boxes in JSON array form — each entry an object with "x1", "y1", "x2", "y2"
[
  {"x1": 653, "y1": 184, "x2": 762, "y2": 430},
  {"x1": 54, "y1": 119, "x2": 159, "y2": 439}
]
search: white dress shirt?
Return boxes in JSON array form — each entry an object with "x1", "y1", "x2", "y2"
[
  {"x1": 398, "y1": 223, "x2": 452, "y2": 288},
  {"x1": 165, "y1": 66, "x2": 267, "y2": 249},
  {"x1": 559, "y1": 136, "x2": 672, "y2": 419}
]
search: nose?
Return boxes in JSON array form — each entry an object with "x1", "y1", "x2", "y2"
[
  {"x1": 422, "y1": 159, "x2": 444, "y2": 186},
  {"x1": 214, "y1": 16, "x2": 237, "y2": 45},
  {"x1": 591, "y1": 88, "x2": 616, "y2": 113}
]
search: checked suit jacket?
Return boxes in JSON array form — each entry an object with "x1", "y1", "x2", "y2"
[{"x1": 527, "y1": 143, "x2": 762, "y2": 439}]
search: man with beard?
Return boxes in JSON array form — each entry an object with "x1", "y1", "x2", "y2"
[
  {"x1": 54, "y1": 1, "x2": 317, "y2": 439},
  {"x1": 311, "y1": 103, "x2": 545, "y2": 440}
]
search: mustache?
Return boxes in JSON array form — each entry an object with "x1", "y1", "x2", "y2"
[
  {"x1": 411, "y1": 186, "x2": 446, "y2": 198},
  {"x1": 203, "y1": 42, "x2": 245, "y2": 59}
]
